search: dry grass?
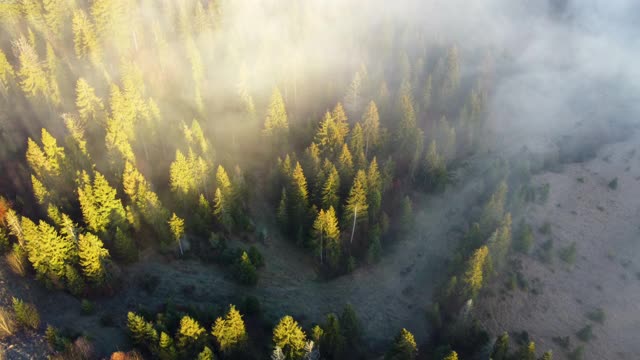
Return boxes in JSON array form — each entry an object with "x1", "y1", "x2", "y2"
[
  {"x1": 6, "y1": 248, "x2": 27, "y2": 276},
  {"x1": 0, "y1": 307, "x2": 16, "y2": 339}
]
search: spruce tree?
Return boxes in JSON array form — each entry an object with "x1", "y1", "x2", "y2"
[
  {"x1": 349, "y1": 123, "x2": 366, "y2": 169},
  {"x1": 321, "y1": 165, "x2": 340, "y2": 211},
  {"x1": 332, "y1": 103, "x2": 349, "y2": 144},
  {"x1": 443, "y1": 351, "x2": 458, "y2": 360},
  {"x1": 362, "y1": 101, "x2": 380, "y2": 157},
  {"x1": 463, "y1": 245, "x2": 489, "y2": 298},
  {"x1": 320, "y1": 313, "x2": 344, "y2": 359},
  {"x1": 76, "y1": 78, "x2": 104, "y2": 123},
  {"x1": 22, "y1": 217, "x2": 74, "y2": 283},
  {"x1": 15, "y1": 37, "x2": 49, "y2": 100},
  {"x1": 177, "y1": 315, "x2": 206, "y2": 349},
  {"x1": 77, "y1": 171, "x2": 126, "y2": 234},
  {"x1": 491, "y1": 332, "x2": 509, "y2": 360},
  {"x1": 338, "y1": 143, "x2": 354, "y2": 183},
  {"x1": 127, "y1": 312, "x2": 157, "y2": 346},
  {"x1": 385, "y1": 328, "x2": 417, "y2": 360},
  {"x1": 168, "y1": 213, "x2": 185, "y2": 254},
  {"x1": 0, "y1": 49, "x2": 15, "y2": 96},
  {"x1": 340, "y1": 304, "x2": 361, "y2": 348}
]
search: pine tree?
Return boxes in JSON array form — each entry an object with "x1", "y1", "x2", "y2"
[
  {"x1": 463, "y1": 245, "x2": 489, "y2": 298},
  {"x1": 311, "y1": 207, "x2": 340, "y2": 266},
  {"x1": 315, "y1": 111, "x2": 340, "y2": 157},
  {"x1": 491, "y1": 332, "x2": 509, "y2": 360},
  {"x1": 273, "y1": 316, "x2": 307, "y2": 360},
  {"x1": 349, "y1": 123, "x2": 366, "y2": 169},
  {"x1": 21, "y1": 217, "x2": 74, "y2": 283},
  {"x1": 78, "y1": 232, "x2": 110, "y2": 284},
  {"x1": 76, "y1": 78, "x2": 104, "y2": 123},
  {"x1": 290, "y1": 161, "x2": 309, "y2": 210},
  {"x1": 539, "y1": 351, "x2": 552, "y2": 360},
  {"x1": 320, "y1": 313, "x2": 344, "y2": 359},
  {"x1": 518, "y1": 341, "x2": 536, "y2": 360},
  {"x1": 127, "y1": 312, "x2": 158, "y2": 346},
  {"x1": 480, "y1": 181, "x2": 508, "y2": 232},
  {"x1": 422, "y1": 74, "x2": 432, "y2": 114},
  {"x1": 263, "y1": 87, "x2": 288, "y2": 141},
  {"x1": 385, "y1": 328, "x2": 417, "y2": 360},
  {"x1": 14, "y1": 37, "x2": 50, "y2": 99},
  {"x1": 0, "y1": 49, "x2": 15, "y2": 97},
  {"x1": 114, "y1": 226, "x2": 137, "y2": 262},
  {"x1": 321, "y1": 165, "x2": 340, "y2": 211},
  {"x1": 332, "y1": 103, "x2": 349, "y2": 144},
  {"x1": 424, "y1": 140, "x2": 447, "y2": 191},
  {"x1": 177, "y1": 315, "x2": 206, "y2": 349},
  {"x1": 443, "y1": 46, "x2": 460, "y2": 101},
  {"x1": 44, "y1": 43, "x2": 60, "y2": 105},
  {"x1": 338, "y1": 143, "x2": 354, "y2": 183},
  {"x1": 362, "y1": 101, "x2": 380, "y2": 157},
  {"x1": 71, "y1": 9, "x2": 101, "y2": 65},
  {"x1": 168, "y1": 213, "x2": 185, "y2": 255},
  {"x1": 367, "y1": 157, "x2": 382, "y2": 218},
  {"x1": 77, "y1": 171, "x2": 126, "y2": 234},
  {"x1": 340, "y1": 304, "x2": 361, "y2": 348},
  {"x1": 344, "y1": 170, "x2": 368, "y2": 244},
  {"x1": 42, "y1": 0, "x2": 71, "y2": 38},
  {"x1": 211, "y1": 304, "x2": 248, "y2": 354}
]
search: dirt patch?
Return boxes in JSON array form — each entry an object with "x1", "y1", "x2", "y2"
[{"x1": 476, "y1": 130, "x2": 640, "y2": 359}]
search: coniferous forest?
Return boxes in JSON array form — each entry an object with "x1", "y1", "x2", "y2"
[{"x1": 2, "y1": 0, "x2": 637, "y2": 359}]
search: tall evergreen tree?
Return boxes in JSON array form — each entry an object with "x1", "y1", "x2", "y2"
[
  {"x1": 77, "y1": 170, "x2": 126, "y2": 234},
  {"x1": 321, "y1": 165, "x2": 340, "y2": 211},
  {"x1": 168, "y1": 213, "x2": 185, "y2": 254},
  {"x1": 21, "y1": 217, "x2": 75, "y2": 283},
  {"x1": 344, "y1": 170, "x2": 368, "y2": 244},
  {"x1": 273, "y1": 316, "x2": 307, "y2": 360},
  {"x1": 385, "y1": 328, "x2": 417, "y2": 360},
  {"x1": 14, "y1": 37, "x2": 50, "y2": 100},
  {"x1": 362, "y1": 101, "x2": 380, "y2": 157},
  {"x1": 76, "y1": 78, "x2": 104, "y2": 124},
  {"x1": 77, "y1": 232, "x2": 110, "y2": 284},
  {"x1": 463, "y1": 245, "x2": 489, "y2": 298},
  {"x1": 211, "y1": 304, "x2": 248, "y2": 354}
]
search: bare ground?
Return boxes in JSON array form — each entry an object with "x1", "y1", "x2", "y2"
[{"x1": 476, "y1": 129, "x2": 640, "y2": 359}]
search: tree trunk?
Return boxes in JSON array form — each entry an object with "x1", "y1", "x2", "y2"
[{"x1": 350, "y1": 205, "x2": 358, "y2": 244}]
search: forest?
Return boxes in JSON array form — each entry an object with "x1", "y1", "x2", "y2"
[{"x1": 1, "y1": 0, "x2": 637, "y2": 359}]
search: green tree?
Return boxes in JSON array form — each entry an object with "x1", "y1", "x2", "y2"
[
  {"x1": 234, "y1": 251, "x2": 257, "y2": 285},
  {"x1": 77, "y1": 232, "x2": 110, "y2": 284},
  {"x1": 340, "y1": 304, "x2": 361, "y2": 348},
  {"x1": 72, "y1": 9, "x2": 101, "y2": 65},
  {"x1": 214, "y1": 166, "x2": 235, "y2": 231},
  {"x1": 197, "y1": 346, "x2": 215, "y2": 360},
  {"x1": 337, "y1": 143, "x2": 354, "y2": 183},
  {"x1": 332, "y1": 103, "x2": 350, "y2": 144},
  {"x1": 12, "y1": 297, "x2": 40, "y2": 330},
  {"x1": 424, "y1": 140, "x2": 447, "y2": 191},
  {"x1": 344, "y1": 170, "x2": 368, "y2": 244},
  {"x1": 273, "y1": 316, "x2": 307, "y2": 360},
  {"x1": 159, "y1": 331, "x2": 177, "y2": 360},
  {"x1": 367, "y1": 157, "x2": 382, "y2": 218},
  {"x1": 385, "y1": 328, "x2": 417, "y2": 360},
  {"x1": 0, "y1": 49, "x2": 15, "y2": 96},
  {"x1": 320, "y1": 313, "x2": 344, "y2": 359},
  {"x1": 491, "y1": 332, "x2": 509, "y2": 360},
  {"x1": 122, "y1": 161, "x2": 170, "y2": 239},
  {"x1": 211, "y1": 304, "x2": 247, "y2": 354},
  {"x1": 539, "y1": 351, "x2": 552, "y2": 360},
  {"x1": 349, "y1": 123, "x2": 366, "y2": 169}
]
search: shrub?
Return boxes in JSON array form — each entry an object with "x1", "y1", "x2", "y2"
[
  {"x1": 538, "y1": 183, "x2": 550, "y2": 203},
  {"x1": 12, "y1": 297, "x2": 40, "y2": 330},
  {"x1": 136, "y1": 274, "x2": 159, "y2": 294},
  {"x1": 568, "y1": 345, "x2": 584, "y2": 360},
  {"x1": 45, "y1": 325, "x2": 67, "y2": 352},
  {"x1": 559, "y1": 242, "x2": 577, "y2": 265},
  {"x1": 585, "y1": 308, "x2": 605, "y2": 324},
  {"x1": 0, "y1": 307, "x2": 16, "y2": 339},
  {"x1": 80, "y1": 300, "x2": 94, "y2": 316},
  {"x1": 539, "y1": 222, "x2": 551, "y2": 235},
  {"x1": 233, "y1": 252, "x2": 257, "y2": 285},
  {"x1": 242, "y1": 296, "x2": 261, "y2": 316},
  {"x1": 0, "y1": 228, "x2": 9, "y2": 254},
  {"x1": 608, "y1": 178, "x2": 618, "y2": 190},
  {"x1": 576, "y1": 325, "x2": 592, "y2": 342},
  {"x1": 552, "y1": 335, "x2": 571, "y2": 349},
  {"x1": 537, "y1": 239, "x2": 554, "y2": 264}
]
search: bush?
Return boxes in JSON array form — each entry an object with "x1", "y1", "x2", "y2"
[
  {"x1": 0, "y1": 307, "x2": 16, "y2": 339},
  {"x1": 585, "y1": 308, "x2": 605, "y2": 324},
  {"x1": 80, "y1": 300, "x2": 94, "y2": 316},
  {"x1": 576, "y1": 325, "x2": 593, "y2": 342},
  {"x1": 559, "y1": 242, "x2": 577, "y2": 265},
  {"x1": 242, "y1": 296, "x2": 261, "y2": 316},
  {"x1": 537, "y1": 239, "x2": 554, "y2": 264},
  {"x1": 539, "y1": 222, "x2": 551, "y2": 235},
  {"x1": 12, "y1": 297, "x2": 40, "y2": 330},
  {"x1": 608, "y1": 178, "x2": 618, "y2": 190},
  {"x1": 45, "y1": 325, "x2": 68, "y2": 352},
  {"x1": 136, "y1": 274, "x2": 159, "y2": 294},
  {"x1": 233, "y1": 252, "x2": 258, "y2": 285},
  {"x1": 552, "y1": 335, "x2": 570, "y2": 349},
  {"x1": 568, "y1": 345, "x2": 584, "y2": 360}
]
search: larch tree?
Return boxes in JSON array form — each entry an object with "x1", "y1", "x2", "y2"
[
  {"x1": 168, "y1": 213, "x2": 185, "y2": 255},
  {"x1": 273, "y1": 316, "x2": 307, "y2": 360},
  {"x1": 311, "y1": 207, "x2": 340, "y2": 266},
  {"x1": 211, "y1": 304, "x2": 248, "y2": 354},
  {"x1": 0, "y1": 49, "x2": 15, "y2": 97},
  {"x1": 77, "y1": 232, "x2": 110, "y2": 284},
  {"x1": 349, "y1": 123, "x2": 366, "y2": 169},
  {"x1": 321, "y1": 164, "x2": 340, "y2": 211},
  {"x1": 75, "y1": 78, "x2": 104, "y2": 124},
  {"x1": 443, "y1": 351, "x2": 458, "y2": 360},
  {"x1": 177, "y1": 315, "x2": 206, "y2": 349},
  {"x1": 21, "y1": 217, "x2": 75, "y2": 284},
  {"x1": 77, "y1": 170, "x2": 127, "y2": 234},
  {"x1": 337, "y1": 143, "x2": 354, "y2": 183},
  {"x1": 43, "y1": 0, "x2": 72, "y2": 38},
  {"x1": 127, "y1": 312, "x2": 158, "y2": 346},
  {"x1": 340, "y1": 304, "x2": 362, "y2": 347},
  {"x1": 331, "y1": 103, "x2": 349, "y2": 145},
  {"x1": 463, "y1": 245, "x2": 489, "y2": 298},
  {"x1": 263, "y1": 87, "x2": 288, "y2": 149},
  {"x1": 44, "y1": 43, "x2": 60, "y2": 106},
  {"x1": 366, "y1": 157, "x2": 382, "y2": 218},
  {"x1": 71, "y1": 9, "x2": 101, "y2": 65},
  {"x1": 315, "y1": 111, "x2": 340, "y2": 157},
  {"x1": 362, "y1": 101, "x2": 380, "y2": 157},
  {"x1": 14, "y1": 37, "x2": 49, "y2": 100},
  {"x1": 491, "y1": 332, "x2": 509, "y2": 360},
  {"x1": 344, "y1": 170, "x2": 368, "y2": 244}
]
